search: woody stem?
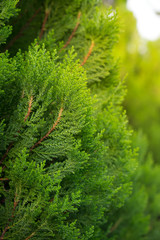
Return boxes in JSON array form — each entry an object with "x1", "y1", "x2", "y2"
[
  {"x1": 80, "y1": 40, "x2": 95, "y2": 66},
  {"x1": 60, "y1": 12, "x2": 81, "y2": 51},
  {"x1": 30, "y1": 107, "x2": 63, "y2": 151},
  {"x1": 39, "y1": 9, "x2": 50, "y2": 40}
]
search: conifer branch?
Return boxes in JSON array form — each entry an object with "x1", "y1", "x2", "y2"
[
  {"x1": 30, "y1": 107, "x2": 63, "y2": 151},
  {"x1": 60, "y1": 12, "x2": 81, "y2": 51},
  {"x1": 11, "y1": 194, "x2": 19, "y2": 218},
  {"x1": 80, "y1": 40, "x2": 95, "y2": 66},
  {"x1": 0, "y1": 194, "x2": 19, "y2": 240},
  {"x1": 39, "y1": 9, "x2": 50, "y2": 40},
  {"x1": 25, "y1": 232, "x2": 36, "y2": 240},
  {"x1": 0, "y1": 224, "x2": 9, "y2": 240},
  {"x1": 5, "y1": 7, "x2": 42, "y2": 50},
  {"x1": 24, "y1": 222, "x2": 46, "y2": 239},
  {"x1": 24, "y1": 96, "x2": 33, "y2": 122},
  {"x1": 109, "y1": 218, "x2": 123, "y2": 233}
]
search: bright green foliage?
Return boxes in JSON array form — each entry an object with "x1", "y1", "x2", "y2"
[
  {"x1": 0, "y1": 0, "x2": 21, "y2": 164},
  {"x1": 0, "y1": 0, "x2": 137, "y2": 239}
]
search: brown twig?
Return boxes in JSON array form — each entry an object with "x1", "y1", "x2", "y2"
[
  {"x1": 0, "y1": 224, "x2": 9, "y2": 240},
  {"x1": 109, "y1": 218, "x2": 123, "y2": 233},
  {"x1": 11, "y1": 194, "x2": 19, "y2": 218},
  {"x1": 5, "y1": 7, "x2": 42, "y2": 50},
  {"x1": 0, "y1": 178, "x2": 9, "y2": 181},
  {"x1": 39, "y1": 9, "x2": 50, "y2": 40},
  {"x1": 21, "y1": 90, "x2": 25, "y2": 98},
  {"x1": 49, "y1": 198, "x2": 54, "y2": 202},
  {"x1": 0, "y1": 194, "x2": 19, "y2": 240},
  {"x1": 24, "y1": 96, "x2": 33, "y2": 122},
  {"x1": 25, "y1": 232, "x2": 36, "y2": 240},
  {"x1": 60, "y1": 12, "x2": 81, "y2": 51},
  {"x1": 80, "y1": 40, "x2": 94, "y2": 66},
  {"x1": 30, "y1": 107, "x2": 63, "y2": 151}
]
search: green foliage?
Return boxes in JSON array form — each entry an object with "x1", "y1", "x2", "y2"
[
  {"x1": 44, "y1": 1, "x2": 119, "y2": 87},
  {"x1": 0, "y1": 41, "x2": 136, "y2": 240}
]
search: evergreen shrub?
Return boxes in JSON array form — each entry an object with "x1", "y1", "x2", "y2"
[{"x1": 0, "y1": 0, "x2": 137, "y2": 239}]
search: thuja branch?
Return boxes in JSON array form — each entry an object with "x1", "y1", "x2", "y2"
[
  {"x1": 11, "y1": 194, "x2": 19, "y2": 218},
  {"x1": 39, "y1": 9, "x2": 50, "y2": 40},
  {"x1": 5, "y1": 7, "x2": 42, "y2": 50},
  {"x1": 30, "y1": 107, "x2": 63, "y2": 151},
  {"x1": 25, "y1": 232, "x2": 36, "y2": 240},
  {"x1": 109, "y1": 218, "x2": 123, "y2": 234},
  {"x1": 24, "y1": 222, "x2": 45, "y2": 240},
  {"x1": 60, "y1": 12, "x2": 81, "y2": 51},
  {"x1": 24, "y1": 96, "x2": 33, "y2": 122},
  {"x1": 80, "y1": 40, "x2": 95, "y2": 66},
  {"x1": 0, "y1": 193, "x2": 19, "y2": 240},
  {"x1": 0, "y1": 224, "x2": 9, "y2": 240}
]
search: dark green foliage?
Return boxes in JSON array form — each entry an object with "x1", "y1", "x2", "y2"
[
  {"x1": 2, "y1": 0, "x2": 44, "y2": 56},
  {"x1": 0, "y1": 0, "x2": 137, "y2": 239}
]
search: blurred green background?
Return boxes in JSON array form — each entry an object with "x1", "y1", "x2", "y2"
[
  {"x1": 104, "y1": 1, "x2": 160, "y2": 239},
  {"x1": 109, "y1": 0, "x2": 160, "y2": 163}
]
